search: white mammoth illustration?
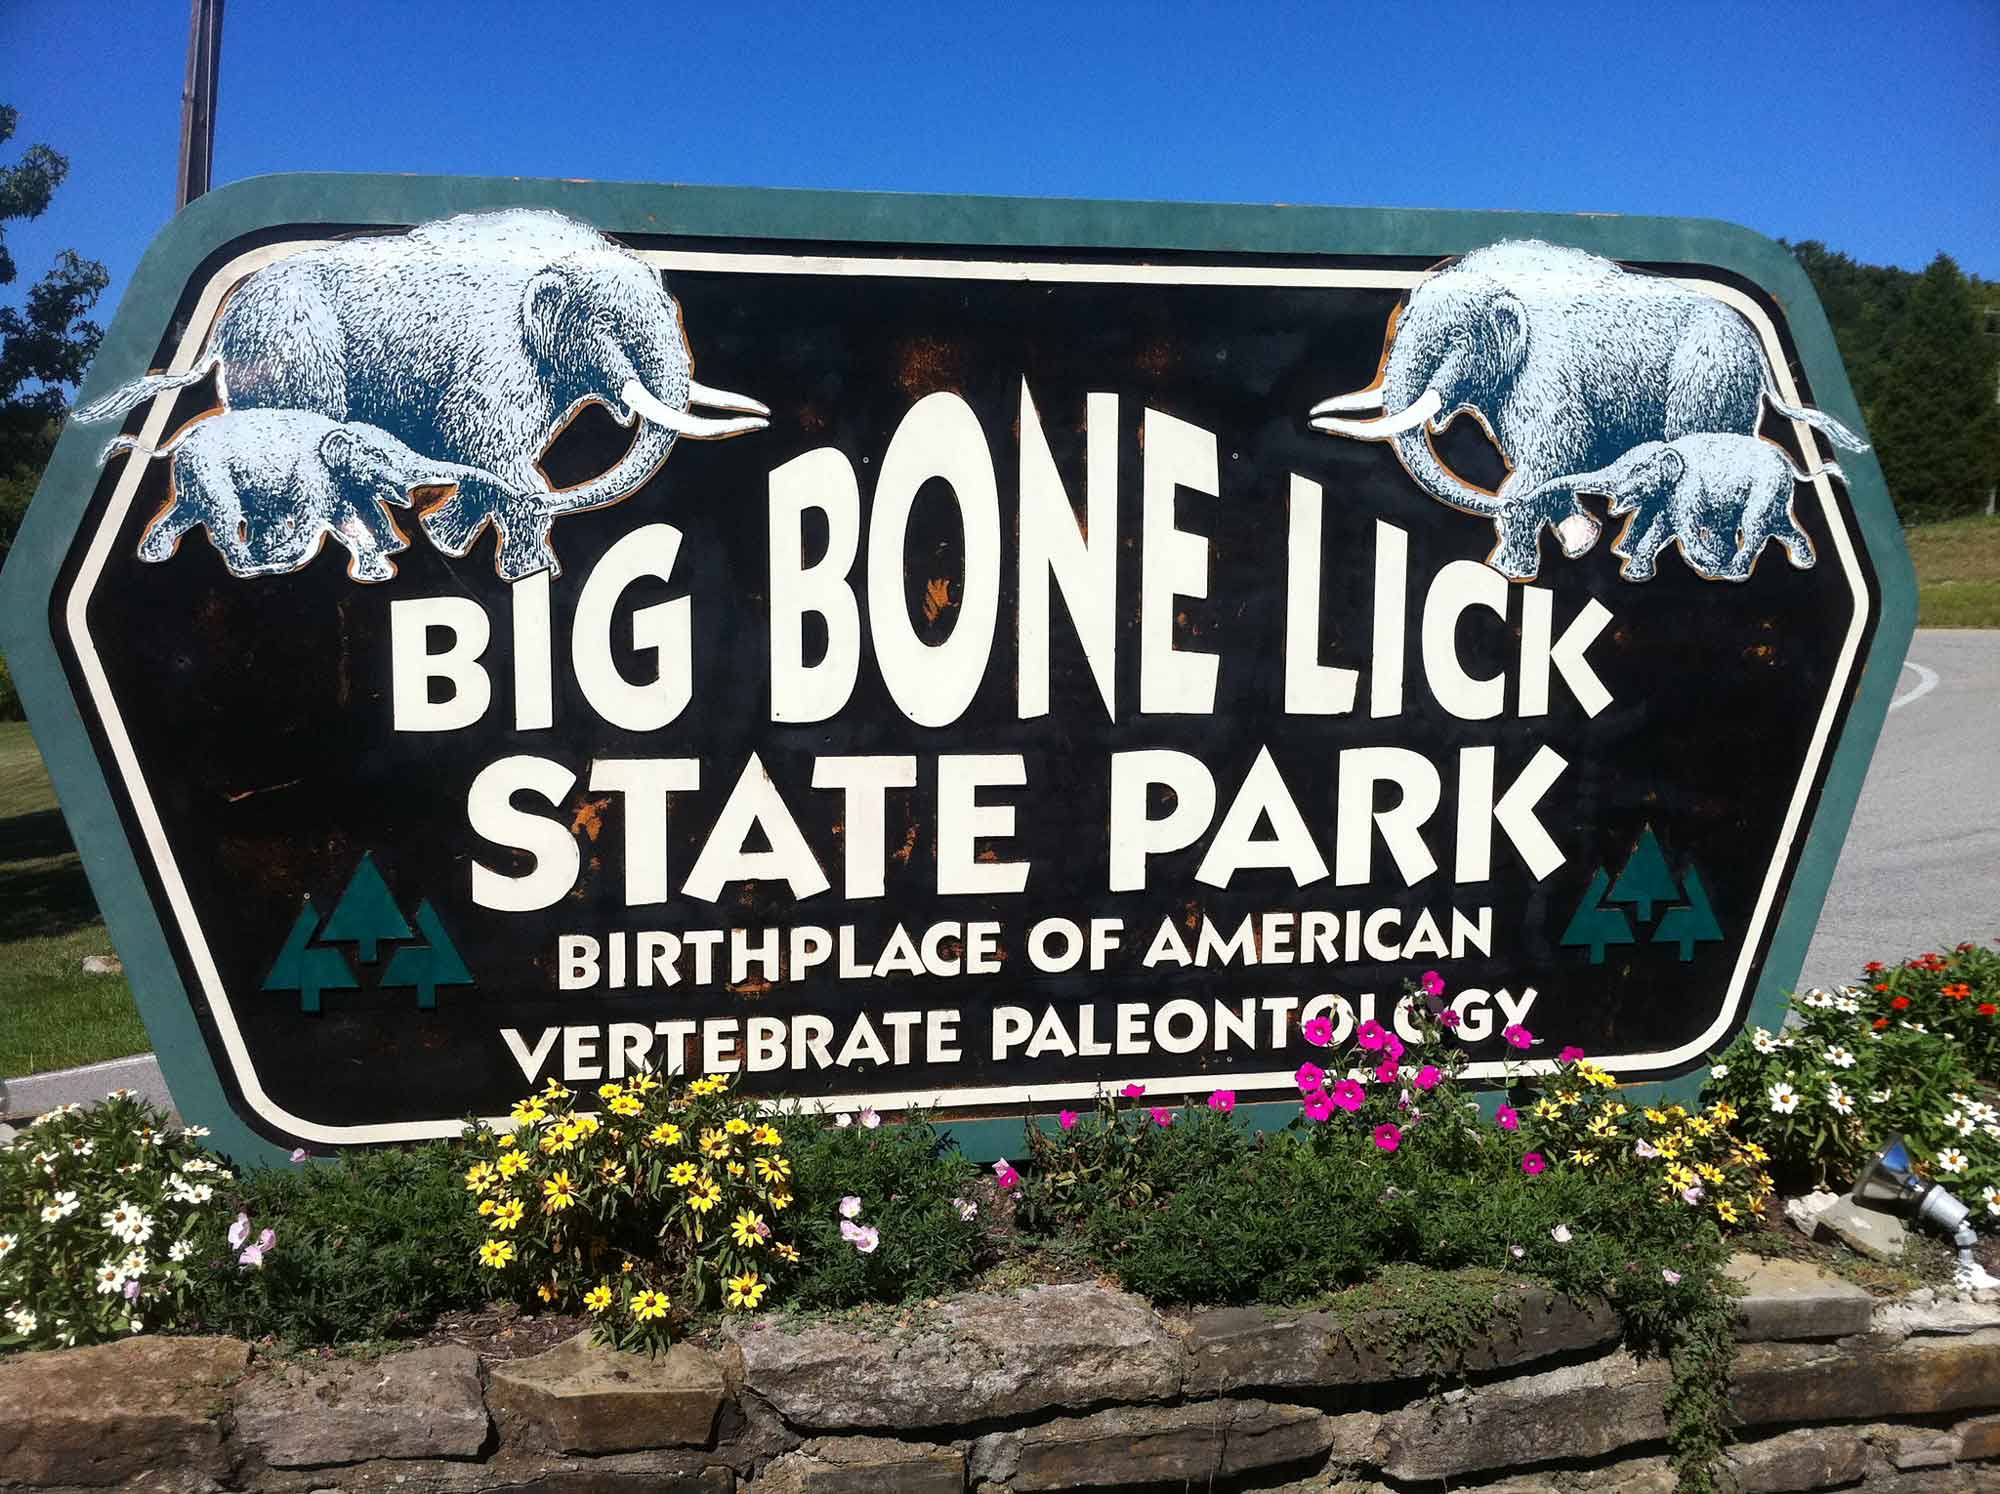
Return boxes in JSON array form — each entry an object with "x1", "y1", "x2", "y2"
[
  {"x1": 1521, "y1": 434, "x2": 1836, "y2": 582},
  {"x1": 81, "y1": 209, "x2": 766, "y2": 579},
  {"x1": 1307, "y1": 240, "x2": 1868, "y2": 582}
]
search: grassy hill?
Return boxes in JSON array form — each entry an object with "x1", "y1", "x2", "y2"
[{"x1": 1907, "y1": 514, "x2": 2000, "y2": 628}]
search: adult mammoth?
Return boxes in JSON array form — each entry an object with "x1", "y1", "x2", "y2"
[
  {"x1": 81, "y1": 208, "x2": 767, "y2": 580},
  {"x1": 1307, "y1": 240, "x2": 1867, "y2": 581}
]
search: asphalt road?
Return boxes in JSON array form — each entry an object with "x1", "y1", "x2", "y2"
[
  {"x1": 1797, "y1": 628, "x2": 2000, "y2": 988},
  {"x1": 3, "y1": 629, "x2": 1996, "y2": 1121}
]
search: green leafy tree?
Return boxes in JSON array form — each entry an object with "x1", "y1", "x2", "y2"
[
  {"x1": 320, "y1": 853, "x2": 412, "y2": 963},
  {"x1": 1, "y1": 104, "x2": 108, "y2": 570},
  {"x1": 381, "y1": 899, "x2": 473, "y2": 1009}
]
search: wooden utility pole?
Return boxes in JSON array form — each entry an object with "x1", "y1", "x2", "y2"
[{"x1": 176, "y1": 0, "x2": 224, "y2": 211}]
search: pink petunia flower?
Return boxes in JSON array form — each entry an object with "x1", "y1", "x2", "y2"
[
  {"x1": 996, "y1": 1166, "x2": 1020, "y2": 1190},
  {"x1": 1302, "y1": 1089, "x2": 1335, "y2": 1122},
  {"x1": 1356, "y1": 1020, "x2": 1388, "y2": 1052},
  {"x1": 1302, "y1": 1016, "x2": 1334, "y2": 1047},
  {"x1": 859, "y1": 1107, "x2": 882, "y2": 1129},
  {"x1": 1058, "y1": 1110, "x2": 1079, "y2": 1131},
  {"x1": 1558, "y1": 1045, "x2": 1586, "y2": 1063},
  {"x1": 1438, "y1": 1010, "x2": 1462, "y2": 1029},
  {"x1": 238, "y1": 1244, "x2": 265, "y2": 1269},
  {"x1": 257, "y1": 1228, "x2": 275, "y2": 1252},
  {"x1": 1681, "y1": 1185, "x2": 1704, "y2": 1205},
  {"x1": 1295, "y1": 1062, "x2": 1326, "y2": 1093},
  {"x1": 1121, "y1": 1082, "x2": 1146, "y2": 1100},
  {"x1": 1331, "y1": 1079, "x2": 1366, "y2": 1113},
  {"x1": 289, "y1": 1148, "x2": 308, "y2": 1164},
  {"x1": 1502, "y1": 1024, "x2": 1534, "y2": 1050},
  {"x1": 228, "y1": 1213, "x2": 251, "y2": 1250},
  {"x1": 839, "y1": 1195, "x2": 863, "y2": 1219},
  {"x1": 1413, "y1": 1065, "x2": 1440, "y2": 1092},
  {"x1": 1420, "y1": 971, "x2": 1446, "y2": 998},
  {"x1": 1382, "y1": 1034, "x2": 1405, "y2": 1062},
  {"x1": 1150, "y1": 1107, "x2": 1173, "y2": 1128},
  {"x1": 1376, "y1": 1061, "x2": 1399, "y2": 1086},
  {"x1": 1662, "y1": 1268, "x2": 1682, "y2": 1285},
  {"x1": 1207, "y1": 1090, "x2": 1236, "y2": 1113},
  {"x1": 1373, "y1": 1123, "x2": 1401, "y2": 1153},
  {"x1": 1520, "y1": 1151, "x2": 1546, "y2": 1176},
  {"x1": 1495, "y1": 1104, "x2": 1520, "y2": 1131},
  {"x1": 1634, "y1": 1138, "x2": 1659, "y2": 1158}
]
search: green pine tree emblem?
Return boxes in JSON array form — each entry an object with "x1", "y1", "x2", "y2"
[
  {"x1": 319, "y1": 852, "x2": 412, "y2": 963},
  {"x1": 1609, "y1": 825, "x2": 1679, "y2": 922},
  {"x1": 261, "y1": 897, "x2": 358, "y2": 1014},
  {"x1": 1559, "y1": 867, "x2": 1636, "y2": 965},
  {"x1": 380, "y1": 899, "x2": 475, "y2": 1010},
  {"x1": 1654, "y1": 866, "x2": 1724, "y2": 961}
]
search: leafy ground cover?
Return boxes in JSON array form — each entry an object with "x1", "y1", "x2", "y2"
[
  {"x1": 0, "y1": 721, "x2": 148, "y2": 1077},
  {"x1": 1908, "y1": 513, "x2": 2000, "y2": 627}
]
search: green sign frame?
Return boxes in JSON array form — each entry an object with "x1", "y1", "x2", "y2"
[{"x1": 0, "y1": 174, "x2": 1916, "y2": 1167}]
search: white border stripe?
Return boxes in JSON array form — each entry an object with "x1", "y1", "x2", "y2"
[{"x1": 66, "y1": 244, "x2": 1867, "y2": 1141}]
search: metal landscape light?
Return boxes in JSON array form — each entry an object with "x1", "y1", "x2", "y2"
[{"x1": 1855, "y1": 1135, "x2": 1997, "y2": 1289}]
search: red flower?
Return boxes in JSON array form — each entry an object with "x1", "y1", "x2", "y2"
[
  {"x1": 1981, "y1": 1004, "x2": 1998, "y2": 1018},
  {"x1": 1944, "y1": 983, "x2": 1971, "y2": 1000},
  {"x1": 1873, "y1": 1018, "x2": 1891, "y2": 1030},
  {"x1": 1874, "y1": 983, "x2": 1890, "y2": 993},
  {"x1": 1890, "y1": 996, "x2": 1911, "y2": 1010},
  {"x1": 1865, "y1": 962, "x2": 1885, "y2": 975}
]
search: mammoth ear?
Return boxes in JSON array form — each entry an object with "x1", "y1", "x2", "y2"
[
  {"x1": 1656, "y1": 447, "x2": 1687, "y2": 486},
  {"x1": 1487, "y1": 290, "x2": 1527, "y2": 371},
  {"x1": 522, "y1": 266, "x2": 575, "y2": 362},
  {"x1": 319, "y1": 426, "x2": 358, "y2": 476}
]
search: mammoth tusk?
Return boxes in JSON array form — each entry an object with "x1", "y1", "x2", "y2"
[
  {"x1": 622, "y1": 379, "x2": 768, "y2": 440},
  {"x1": 687, "y1": 379, "x2": 771, "y2": 417},
  {"x1": 1308, "y1": 388, "x2": 1386, "y2": 418},
  {"x1": 1309, "y1": 388, "x2": 1443, "y2": 440}
]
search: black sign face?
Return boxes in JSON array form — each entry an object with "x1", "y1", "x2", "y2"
[{"x1": 22, "y1": 190, "x2": 1900, "y2": 1150}]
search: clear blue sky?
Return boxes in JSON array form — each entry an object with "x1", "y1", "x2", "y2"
[{"x1": 4, "y1": 0, "x2": 1997, "y2": 321}]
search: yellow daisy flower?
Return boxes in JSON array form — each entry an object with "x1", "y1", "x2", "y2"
[
  {"x1": 608, "y1": 1095, "x2": 644, "y2": 1117},
  {"x1": 464, "y1": 1161, "x2": 496, "y2": 1193},
  {"x1": 730, "y1": 1210, "x2": 766, "y2": 1247},
  {"x1": 573, "y1": 1113, "x2": 601, "y2": 1138},
  {"x1": 648, "y1": 1122, "x2": 683, "y2": 1147},
  {"x1": 542, "y1": 1170, "x2": 579, "y2": 1212},
  {"x1": 494, "y1": 1198, "x2": 526, "y2": 1231},
  {"x1": 725, "y1": 1270, "x2": 767, "y2": 1310},
  {"x1": 599, "y1": 1162, "x2": 627, "y2": 1186},
  {"x1": 510, "y1": 1098, "x2": 548, "y2": 1126},
  {"x1": 630, "y1": 1073, "x2": 660, "y2": 1095},
  {"x1": 536, "y1": 1283, "x2": 555, "y2": 1302},
  {"x1": 1643, "y1": 1107, "x2": 1668, "y2": 1125},
  {"x1": 597, "y1": 1082, "x2": 625, "y2": 1101},
  {"x1": 583, "y1": 1284, "x2": 613, "y2": 1313},
  {"x1": 477, "y1": 1197, "x2": 497, "y2": 1217},
  {"x1": 497, "y1": 1149, "x2": 530, "y2": 1178},
  {"x1": 478, "y1": 1239, "x2": 515, "y2": 1268},
  {"x1": 667, "y1": 1161, "x2": 699, "y2": 1187},
  {"x1": 689, "y1": 1076, "x2": 727, "y2": 1097},
  {"x1": 699, "y1": 1129, "x2": 731, "y2": 1159},
  {"x1": 768, "y1": 1191, "x2": 793, "y2": 1212},
  {"x1": 1715, "y1": 1199, "x2": 1740, "y2": 1224},
  {"x1": 724, "y1": 1116, "x2": 752, "y2": 1136},
  {"x1": 755, "y1": 1155, "x2": 791, "y2": 1183},
  {"x1": 1709, "y1": 1100, "x2": 1738, "y2": 1123},
  {"x1": 751, "y1": 1124, "x2": 782, "y2": 1147},
  {"x1": 496, "y1": 1131, "x2": 519, "y2": 1149},
  {"x1": 543, "y1": 1079, "x2": 572, "y2": 1099},
  {"x1": 687, "y1": 1177, "x2": 722, "y2": 1213},
  {"x1": 773, "y1": 1241, "x2": 800, "y2": 1263},
  {"x1": 727, "y1": 1161, "x2": 746, "y2": 1178},
  {"x1": 631, "y1": 1289, "x2": 671, "y2": 1321}
]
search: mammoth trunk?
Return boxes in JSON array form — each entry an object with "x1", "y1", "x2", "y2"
[
  {"x1": 544, "y1": 417, "x2": 676, "y2": 516},
  {"x1": 1390, "y1": 423, "x2": 1508, "y2": 519}
]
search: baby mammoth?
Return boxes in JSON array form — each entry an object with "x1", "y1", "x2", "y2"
[
  {"x1": 110, "y1": 409, "x2": 513, "y2": 582},
  {"x1": 1522, "y1": 433, "x2": 1839, "y2": 582}
]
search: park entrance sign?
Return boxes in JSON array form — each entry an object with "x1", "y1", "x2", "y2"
[{"x1": 0, "y1": 178, "x2": 1914, "y2": 1161}]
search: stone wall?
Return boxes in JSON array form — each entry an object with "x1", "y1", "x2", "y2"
[{"x1": 4, "y1": 1259, "x2": 2000, "y2": 1492}]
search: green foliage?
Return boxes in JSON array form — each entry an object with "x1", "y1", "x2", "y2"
[
  {"x1": 1, "y1": 104, "x2": 108, "y2": 570},
  {"x1": 0, "y1": 1093, "x2": 232, "y2": 1350},
  {"x1": 1789, "y1": 241, "x2": 2000, "y2": 524},
  {"x1": 184, "y1": 1142, "x2": 484, "y2": 1346},
  {"x1": 781, "y1": 1109, "x2": 987, "y2": 1309},
  {"x1": 1704, "y1": 941, "x2": 2000, "y2": 1205}
]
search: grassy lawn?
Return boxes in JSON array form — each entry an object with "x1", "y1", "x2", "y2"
[
  {"x1": 0, "y1": 719, "x2": 151, "y2": 1078},
  {"x1": 1907, "y1": 514, "x2": 2000, "y2": 627}
]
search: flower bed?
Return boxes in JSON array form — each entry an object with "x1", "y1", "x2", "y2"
[{"x1": 4, "y1": 949, "x2": 1999, "y2": 1492}]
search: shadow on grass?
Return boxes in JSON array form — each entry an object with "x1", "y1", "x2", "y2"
[{"x1": 0, "y1": 807, "x2": 103, "y2": 943}]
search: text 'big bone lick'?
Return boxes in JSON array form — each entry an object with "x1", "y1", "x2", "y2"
[
  {"x1": 80, "y1": 209, "x2": 768, "y2": 581},
  {"x1": 1308, "y1": 240, "x2": 1867, "y2": 583}
]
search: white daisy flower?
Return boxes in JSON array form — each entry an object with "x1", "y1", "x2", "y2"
[
  {"x1": 179, "y1": 1126, "x2": 210, "y2": 1139},
  {"x1": 93, "y1": 1263, "x2": 128, "y2": 1295},
  {"x1": 1904, "y1": 1023, "x2": 1928, "y2": 1034},
  {"x1": 1984, "y1": 1186, "x2": 2000, "y2": 1218},
  {"x1": 0, "y1": 1234, "x2": 15, "y2": 1261},
  {"x1": 1944, "y1": 1110, "x2": 1977, "y2": 1138},
  {"x1": 1825, "y1": 1046, "x2": 1856, "y2": 1069},
  {"x1": 168, "y1": 1239, "x2": 193, "y2": 1262},
  {"x1": 121, "y1": 1250, "x2": 148, "y2": 1276},
  {"x1": 66, "y1": 1138, "x2": 94, "y2": 1157},
  {"x1": 1827, "y1": 1085, "x2": 1854, "y2": 1115},
  {"x1": 40, "y1": 1190, "x2": 79, "y2": 1223},
  {"x1": 1952, "y1": 1092, "x2": 1973, "y2": 1106},
  {"x1": 1936, "y1": 1148, "x2": 1969, "y2": 1175},
  {"x1": 1969, "y1": 1102, "x2": 1998, "y2": 1125},
  {"x1": 1710, "y1": 1064, "x2": 1730, "y2": 1079},
  {"x1": 1870, "y1": 1088, "x2": 1893, "y2": 1103},
  {"x1": 4, "y1": 1306, "x2": 37, "y2": 1335},
  {"x1": 127, "y1": 1318, "x2": 143, "y2": 1333},
  {"x1": 116, "y1": 1163, "x2": 144, "y2": 1175},
  {"x1": 1751, "y1": 1028, "x2": 1779, "y2": 1054},
  {"x1": 1769, "y1": 1082, "x2": 1801, "y2": 1114},
  {"x1": 1551, "y1": 1224, "x2": 1573, "y2": 1244},
  {"x1": 1802, "y1": 989, "x2": 1832, "y2": 1008}
]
